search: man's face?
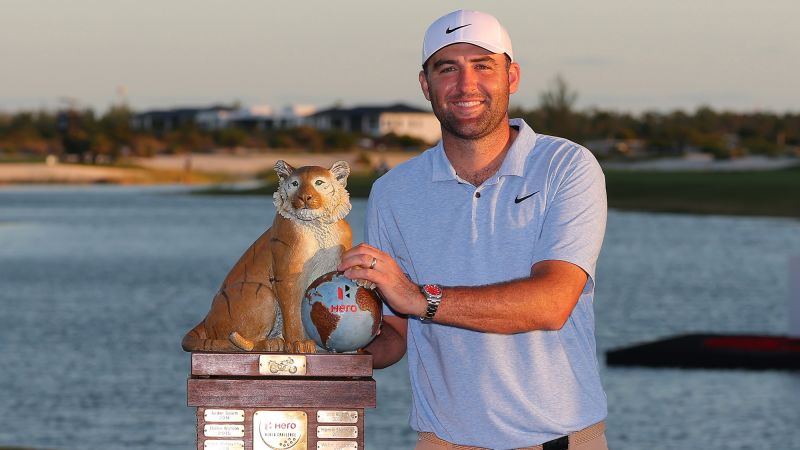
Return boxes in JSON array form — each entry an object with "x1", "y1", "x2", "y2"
[{"x1": 419, "y1": 43, "x2": 520, "y2": 140}]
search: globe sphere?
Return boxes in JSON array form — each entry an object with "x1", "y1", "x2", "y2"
[{"x1": 302, "y1": 271, "x2": 383, "y2": 352}]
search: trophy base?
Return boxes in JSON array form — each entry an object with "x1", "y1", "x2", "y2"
[{"x1": 188, "y1": 352, "x2": 375, "y2": 450}]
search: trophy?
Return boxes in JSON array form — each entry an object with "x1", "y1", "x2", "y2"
[{"x1": 183, "y1": 161, "x2": 379, "y2": 450}]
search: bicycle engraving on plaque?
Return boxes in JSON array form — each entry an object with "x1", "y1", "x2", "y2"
[{"x1": 259, "y1": 355, "x2": 307, "y2": 376}]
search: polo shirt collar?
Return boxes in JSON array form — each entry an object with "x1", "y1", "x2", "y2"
[
  {"x1": 430, "y1": 140, "x2": 454, "y2": 182},
  {"x1": 497, "y1": 118, "x2": 536, "y2": 179},
  {"x1": 430, "y1": 118, "x2": 537, "y2": 183}
]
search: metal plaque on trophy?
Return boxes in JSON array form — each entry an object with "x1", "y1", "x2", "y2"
[{"x1": 188, "y1": 352, "x2": 375, "y2": 450}]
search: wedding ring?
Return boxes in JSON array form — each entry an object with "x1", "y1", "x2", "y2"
[{"x1": 369, "y1": 257, "x2": 377, "y2": 269}]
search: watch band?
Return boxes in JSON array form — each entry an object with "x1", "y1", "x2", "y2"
[{"x1": 420, "y1": 284, "x2": 443, "y2": 321}]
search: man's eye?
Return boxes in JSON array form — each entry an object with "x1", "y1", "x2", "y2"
[{"x1": 315, "y1": 180, "x2": 325, "y2": 186}]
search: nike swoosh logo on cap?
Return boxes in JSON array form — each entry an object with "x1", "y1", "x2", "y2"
[
  {"x1": 514, "y1": 192, "x2": 539, "y2": 204},
  {"x1": 445, "y1": 24, "x2": 471, "y2": 34}
]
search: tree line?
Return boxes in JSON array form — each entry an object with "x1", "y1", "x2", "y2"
[
  {"x1": 510, "y1": 76, "x2": 799, "y2": 159},
  {"x1": 0, "y1": 105, "x2": 429, "y2": 163},
  {"x1": 1, "y1": 78, "x2": 798, "y2": 162}
]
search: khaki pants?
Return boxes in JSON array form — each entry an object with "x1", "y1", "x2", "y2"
[{"x1": 414, "y1": 422, "x2": 608, "y2": 450}]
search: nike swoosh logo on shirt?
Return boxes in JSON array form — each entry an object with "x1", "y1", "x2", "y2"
[
  {"x1": 514, "y1": 192, "x2": 539, "y2": 204},
  {"x1": 445, "y1": 24, "x2": 471, "y2": 34}
]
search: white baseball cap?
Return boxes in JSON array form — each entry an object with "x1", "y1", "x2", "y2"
[{"x1": 422, "y1": 9, "x2": 514, "y2": 66}]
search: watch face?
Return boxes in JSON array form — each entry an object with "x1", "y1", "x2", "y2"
[{"x1": 423, "y1": 284, "x2": 442, "y2": 297}]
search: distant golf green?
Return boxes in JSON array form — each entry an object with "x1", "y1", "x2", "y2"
[
  {"x1": 199, "y1": 166, "x2": 800, "y2": 218},
  {"x1": 604, "y1": 166, "x2": 800, "y2": 218}
]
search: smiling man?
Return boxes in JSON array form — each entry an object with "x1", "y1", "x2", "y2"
[{"x1": 339, "y1": 10, "x2": 608, "y2": 450}]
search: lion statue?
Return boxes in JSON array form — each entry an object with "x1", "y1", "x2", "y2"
[{"x1": 182, "y1": 160, "x2": 352, "y2": 353}]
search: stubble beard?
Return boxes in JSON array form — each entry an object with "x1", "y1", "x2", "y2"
[{"x1": 430, "y1": 87, "x2": 510, "y2": 141}]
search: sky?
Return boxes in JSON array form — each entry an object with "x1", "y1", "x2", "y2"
[{"x1": 1, "y1": 0, "x2": 798, "y2": 115}]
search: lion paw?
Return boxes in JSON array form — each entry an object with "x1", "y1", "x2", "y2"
[
  {"x1": 228, "y1": 333, "x2": 287, "y2": 352},
  {"x1": 264, "y1": 337, "x2": 286, "y2": 352},
  {"x1": 287, "y1": 339, "x2": 318, "y2": 353},
  {"x1": 250, "y1": 337, "x2": 285, "y2": 352}
]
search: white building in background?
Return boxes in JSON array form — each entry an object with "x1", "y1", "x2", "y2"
[
  {"x1": 279, "y1": 104, "x2": 317, "y2": 128},
  {"x1": 129, "y1": 103, "x2": 441, "y2": 143},
  {"x1": 130, "y1": 105, "x2": 236, "y2": 132},
  {"x1": 308, "y1": 103, "x2": 441, "y2": 144},
  {"x1": 195, "y1": 108, "x2": 237, "y2": 130},
  {"x1": 229, "y1": 104, "x2": 317, "y2": 130},
  {"x1": 227, "y1": 105, "x2": 274, "y2": 123},
  {"x1": 131, "y1": 104, "x2": 316, "y2": 132}
]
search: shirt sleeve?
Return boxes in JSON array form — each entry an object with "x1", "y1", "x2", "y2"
[
  {"x1": 532, "y1": 149, "x2": 607, "y2": 293},
  {"x1": 364, "y1": 187, "x2": 400, "y2": 316},
  {"x1": 365, "y1": 187, "x2": 390, "y2": 254}
]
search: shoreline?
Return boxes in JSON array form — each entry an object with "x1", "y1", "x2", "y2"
[
  {"x1": 1, "y1": 155, "x2": 798, "y2": 219},
  {"x1": 0, "y1": 162, "x2": 226, "y2": 185},
  {"x1": 1, "y1": 153, "x2": 797, "y2": 185},
  {"x1": 0, "y1": 151, "x2": 418, "y2": 185}
]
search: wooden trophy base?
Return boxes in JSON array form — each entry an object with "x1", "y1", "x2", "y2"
[{"x1": 188, "y1": 352, "x2": 376, "y2": 450}]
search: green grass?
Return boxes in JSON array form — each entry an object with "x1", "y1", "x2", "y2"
[
  {"x1": 196, "y1": 167, "x2": 800, "y2": 218},
  {"x1": 0, "y1": 157, "x2": 47, "y2": 163},
  {"x1": 605, "y1": 166, "x2": 800, "y2": 218}
]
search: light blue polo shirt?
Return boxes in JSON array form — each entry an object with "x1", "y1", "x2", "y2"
[{"x1": 365, "y1": 119, "x2": 607, "y2": 449}]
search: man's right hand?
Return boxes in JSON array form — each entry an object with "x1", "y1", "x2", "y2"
[
  {"x1": 339, "y1": 243, "x2": 416, "y2": 368},
  {"x1": 338, "y1": 243, "x2": 427, "y2": 318}
]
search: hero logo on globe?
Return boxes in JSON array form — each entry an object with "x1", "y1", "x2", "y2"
[
  {"x1": 301, "y1": 271, "x2": 382, "y2": 353},
  {"x1": 254, "y1": 411, "x2": 307, "y2": 450},
  {"x1": 330, "y1": 284, "x2": 357, "y2": 312}
]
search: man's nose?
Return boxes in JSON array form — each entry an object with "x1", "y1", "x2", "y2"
[{"x1": 456, "y1": 67, "x2": 478, "y2": 93}]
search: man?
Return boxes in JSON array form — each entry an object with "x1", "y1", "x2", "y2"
[{"x1": 339, "y1": 9, "x2": 608, "y2": 450}]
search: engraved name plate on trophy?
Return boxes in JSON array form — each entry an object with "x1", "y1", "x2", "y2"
[{"x1": 188, "y1": 353, "x2": 375, "y2": 450}]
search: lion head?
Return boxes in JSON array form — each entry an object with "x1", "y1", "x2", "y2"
[{"x1": 273, "y1": 160, "x2": 352, "y2": 225}]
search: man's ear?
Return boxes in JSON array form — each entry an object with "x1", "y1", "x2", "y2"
[
  {"x1": 508, "y1": 62, "x2": 521, "y2": 95},
  {"x1": 419, "y1": 70, "x2": 432, "y2": 101}
]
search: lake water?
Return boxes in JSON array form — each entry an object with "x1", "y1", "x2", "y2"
[{"x1": 1, "y1": 185, "x2": 798, "y2": 450}]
